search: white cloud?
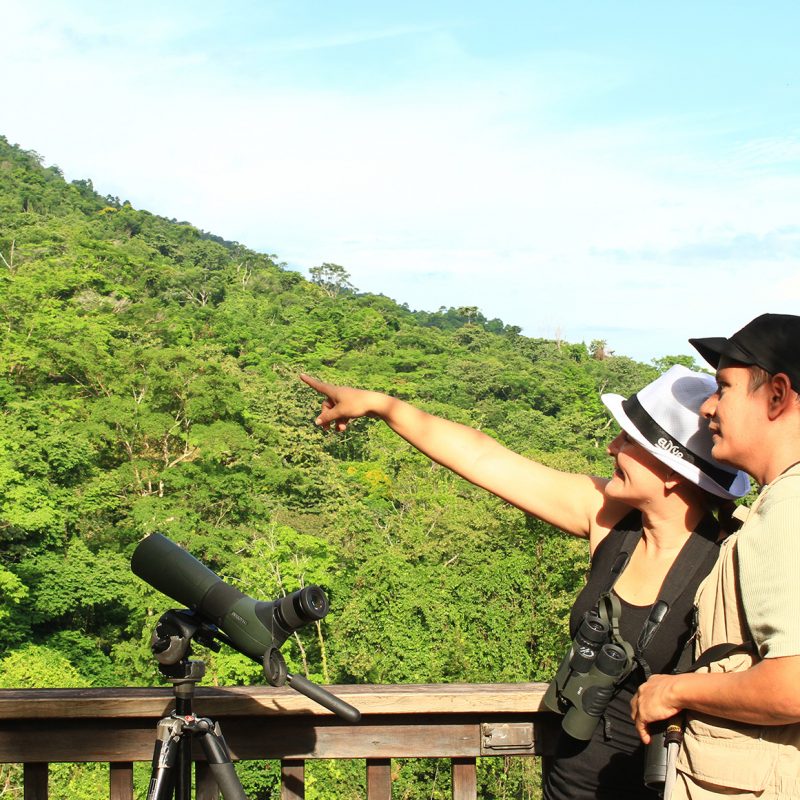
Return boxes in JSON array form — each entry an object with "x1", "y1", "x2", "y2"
[{"x1": 2, "y1": 3, "x2": 798, "y2": 361}]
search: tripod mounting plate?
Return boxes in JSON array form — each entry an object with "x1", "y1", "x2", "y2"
[{"x1": 160, "y1": 659, "x2": 206, "y2": 682}]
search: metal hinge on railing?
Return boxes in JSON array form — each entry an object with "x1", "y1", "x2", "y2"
[{"x1": 480, "y1": 722, "x2": 535, "y2": 755}]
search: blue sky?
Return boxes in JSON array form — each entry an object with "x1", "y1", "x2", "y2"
[{"x1": 2, "y1": 1, "x2": 799, "y2": 362}]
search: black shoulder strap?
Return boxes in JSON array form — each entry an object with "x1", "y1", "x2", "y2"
[
  {"x1": 636, "y1": 517, "x2": 720, "y2": 656},
  {"x1": 599, "y1": 529, "x2": 642, "y2": 595},
  {"x1": 686, "y1": 640, "x2": 757, "y2": 673},
  {"x1": 595, "y1": 514, "x2": 721, "y2": 677},
  {"x1": 672, "y1": 526, "x2": 758, "y2": 673}
]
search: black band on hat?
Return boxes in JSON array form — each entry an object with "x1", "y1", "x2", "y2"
[{"x1": 621, "y1": 396, "x2": 737, "y2": 491}]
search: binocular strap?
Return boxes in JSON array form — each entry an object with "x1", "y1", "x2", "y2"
[
  {"x1": 595, "y1": 519, "x2": 722, "y2": 681},
  {"x1": 596, "y1": 592, "x2": 636, "y2": 683}
]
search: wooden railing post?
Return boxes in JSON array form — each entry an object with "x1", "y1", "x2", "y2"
[
  {"x1": 366, "y1": 757, "x2": 391, "y2": 799},
  {"x1": 23, "y1": 762, "x2": 48, "y2": 800},
  {"x1": 281, "y1": 758, "x2": 305, "y2": 799},
  {"x1": 451, "y1": 757, "x2": 477, "y2": 800},
  {"x1": 109, "y1": 761, "x2": 134, "y2": 800}
]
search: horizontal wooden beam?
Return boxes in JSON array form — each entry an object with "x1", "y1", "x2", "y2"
[
  {"x1": 0, "y1": 684, "x2": 558, "y2": 765},
  {"x1": 0, "y1": 713, "x2": 558, "y2": 762},
  {"x1": 0, "y1": 682, "x2": 548, "y2": 720}
]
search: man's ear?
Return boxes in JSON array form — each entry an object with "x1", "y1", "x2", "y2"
[
  {"x1": 664, "y1": 471, "x2": 682, "y2": 491},
  {"x1": 767, "y1": 373, "x2": 795, "y2": 420}
]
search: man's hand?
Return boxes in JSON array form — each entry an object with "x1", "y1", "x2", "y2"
[{"x1": 631, "y1": 674, "x2": 684, "y2": 744}]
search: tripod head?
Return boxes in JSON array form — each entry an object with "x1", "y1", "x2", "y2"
[{"x1": 150, "y1": 608, "x2": 217, "y2": 680}]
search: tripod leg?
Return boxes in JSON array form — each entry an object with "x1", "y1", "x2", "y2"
[
  {"x1": 147, "y1": 718, "x2": 184, "y2": 800},
  {"x1": 196, "y1": 763, "x2": 220, "y2": 800},
  {"x1": 176, "y1": 731, "x2": 193, "y2": 800},
  {"x1": 196, "y1": 720, "x2": 248, "y2": 800}
]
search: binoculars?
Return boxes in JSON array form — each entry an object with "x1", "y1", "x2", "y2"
[{"x1": 543, "y1": 611, "x2": 631, "y2": 740}]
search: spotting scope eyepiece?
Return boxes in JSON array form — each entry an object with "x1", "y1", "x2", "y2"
[{"x1": 131, "y1": 533, "x2": 328, "y2": 661}]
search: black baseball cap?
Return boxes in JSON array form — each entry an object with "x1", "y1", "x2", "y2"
[{"x1": 689, "y1": 313, "x2": 800, "y2": 392}]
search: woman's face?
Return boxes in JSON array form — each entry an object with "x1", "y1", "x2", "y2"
[{"x1": 605, "y1": 430, "x2": 674, "y2": 506}]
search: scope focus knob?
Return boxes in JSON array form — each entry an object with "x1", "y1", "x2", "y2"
[{"x1": 263, "y1": 646, "x2": 288, "y2": 687}]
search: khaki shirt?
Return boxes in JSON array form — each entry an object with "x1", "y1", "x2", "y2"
[{"x1": 674, "y1": 465, "x2": 800, "y2": 799}]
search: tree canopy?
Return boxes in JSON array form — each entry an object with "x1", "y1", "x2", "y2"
[{"x1": 0, "y1": 134, "x2": 670, "y2": 798}]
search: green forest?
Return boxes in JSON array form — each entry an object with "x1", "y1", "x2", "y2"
[{"x1": 0, "y1": 135, "x2": 695, "y2": 798}]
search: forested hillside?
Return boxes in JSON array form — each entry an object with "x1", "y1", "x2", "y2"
[{"x1": 0, "y1": 135, "x2": 674, "y2": 797}]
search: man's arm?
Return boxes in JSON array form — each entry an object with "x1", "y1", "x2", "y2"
[{"x1": 631, "y1": 654, "x2": 800, "y2": 743}]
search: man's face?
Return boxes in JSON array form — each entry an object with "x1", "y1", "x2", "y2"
[{"x1": 700, "y1": 363, "x2": 768, "y2": 472}]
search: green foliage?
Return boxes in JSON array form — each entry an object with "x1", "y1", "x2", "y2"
[
  {"x1": 309, "y1": 263, "x2": 357, "y2": 297},
  {"x1": 0, "y1": 134, "x2": 691, "y2": 798},
  {"x1": 0, "y1": 643, "x2": 91, "y2": 688},
  {"x1": 652, "y1": 354, "x2": 703, "y2": 373}
]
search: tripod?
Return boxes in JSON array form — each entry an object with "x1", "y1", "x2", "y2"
[
  {"x1": 148, "y1": 656, "x2": 247, "y2": 800},
  {"x1": 146, "y1": 609, "x2": 360, "y2": 800}
]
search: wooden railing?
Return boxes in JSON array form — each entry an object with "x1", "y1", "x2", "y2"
[{"x1": 0, "y1": 682, "x2": 557, "y2": 799}]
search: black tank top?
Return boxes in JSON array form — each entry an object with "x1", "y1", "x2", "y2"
[{"x1": 542, "y1": 511, "x2": 720, "y2": 800}]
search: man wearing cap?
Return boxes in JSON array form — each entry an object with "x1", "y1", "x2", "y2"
[{"x1": 631, "y1": 313, "x2": 800, "y2": 799}]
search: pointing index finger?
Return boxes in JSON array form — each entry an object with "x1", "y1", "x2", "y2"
[{"x1": 299, "y1": 373, "x2": 332, "y2": 395}]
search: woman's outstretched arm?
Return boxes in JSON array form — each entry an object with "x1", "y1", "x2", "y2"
[{"x1": 300, "y1": 374, "x2": 627, "y2": 544}]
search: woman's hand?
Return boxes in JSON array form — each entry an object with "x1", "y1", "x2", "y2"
[
  {"x1": 299, "y1": 373, "x2": 609, "y2": 539},
  {"x1": 299, "y1": 373, "x2": 387, "y2": 432}
]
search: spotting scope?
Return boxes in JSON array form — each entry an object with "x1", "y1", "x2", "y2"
[
  {"x1": 131, "y1": 533, "x2": 361, "y2": 722},
  {"x1": 131, "y1": 533, "x2": 328, "y2": 660}
]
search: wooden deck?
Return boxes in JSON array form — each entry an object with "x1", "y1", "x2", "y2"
[{"x1": 0, "y1": 682, "x2": 557, "y2": 798}]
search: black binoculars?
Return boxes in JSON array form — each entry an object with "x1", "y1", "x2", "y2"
[{"x1": 543, "y1": 611, "x2": 631, "y2": 740}]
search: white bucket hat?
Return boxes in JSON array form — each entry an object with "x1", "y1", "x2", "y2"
[{"x1": 601, "y1": 364, "x2": 750, "y2": 499}]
